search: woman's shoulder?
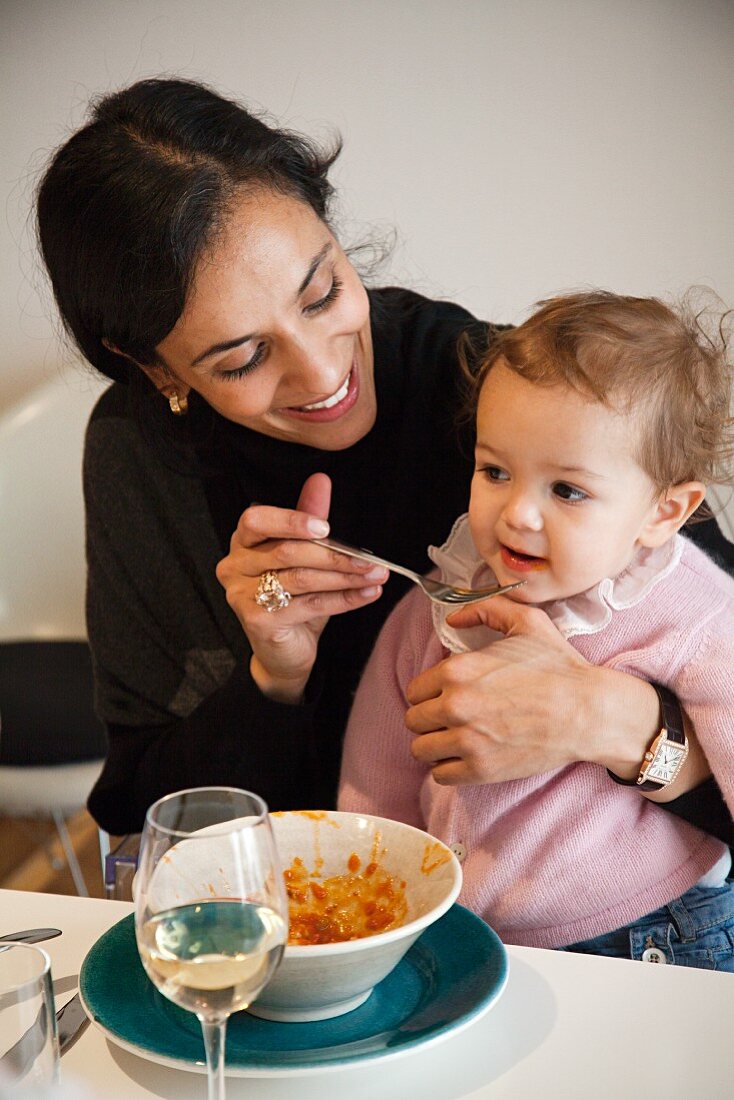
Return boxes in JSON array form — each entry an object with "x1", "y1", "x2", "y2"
[
  {"x1": 87, "y1": 379, "x2": 129, "y2": 422},
  {"x1": 84, "y1": 382, "x2": 143, "y2": 470},
  {"x1": 83, "y1": 381, "x2": 212, "y2": 541},
  {"x1": 369, "y1": 285, "x2": 484, "y2": 343},
  {"x1": 84, "y1": 380, "x2": 201, "y2": 482}
]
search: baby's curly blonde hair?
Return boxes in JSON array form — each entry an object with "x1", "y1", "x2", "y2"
[{"x1": 469, "y1": 290, "x2": 734, "y2": 493}]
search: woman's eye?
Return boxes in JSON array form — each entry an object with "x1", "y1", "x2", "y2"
[
  {"x1": 479, "y1": 465, "x2": 509, "y2": 482},
  {"x1": 553, "y1": 482, "x2": 588, "y2": 502},
  {"x1": 217, "y1": 342, "x2": 267, "y2": 382},
  {"x1": 303, "y1": 276, "x2": 343, "y2": 315}
]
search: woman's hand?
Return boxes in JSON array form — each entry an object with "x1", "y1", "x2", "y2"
[
  {"x1": 215, "y1": 473, "x2": 387, "y2": 703},
  {"x1": 405, "y1": 596, "x2": 710, "y2": 796}
]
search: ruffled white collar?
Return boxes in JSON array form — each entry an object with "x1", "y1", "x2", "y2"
[{"x1": 428, "y1": 514, "x2": 683, "y2": 654}]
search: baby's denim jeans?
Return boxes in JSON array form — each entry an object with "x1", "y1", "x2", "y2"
[{"x1": 561, "y1": 879, "x2": 734, "y2": 971}]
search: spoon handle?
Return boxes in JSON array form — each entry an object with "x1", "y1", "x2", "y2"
[
  {"x1": 312, "y1": 537, "x2": 421, "y2": 584},
  {"x1": 0, "y1": 928, "x2": 62, "y2": 947}
]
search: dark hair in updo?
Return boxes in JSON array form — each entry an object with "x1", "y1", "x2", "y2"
[{"x1": 36, "y1": 78, "x2": 342, "y2": 383}]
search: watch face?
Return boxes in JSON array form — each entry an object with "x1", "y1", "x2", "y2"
[{"x1": 646, "y1": 744, "x2": 686, "y2": 783}]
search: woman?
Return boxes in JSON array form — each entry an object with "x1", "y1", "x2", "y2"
[{"x1": 36, "y1": 77, "x2": 732, "y2": 838}]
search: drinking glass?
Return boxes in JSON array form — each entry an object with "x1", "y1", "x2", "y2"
[
  {"x1": 0, "y1": 942, "x2": 59, "y2": 1093},
  {"x1": 134, "y1": 787, "x2": 287, "y2": 1100}
]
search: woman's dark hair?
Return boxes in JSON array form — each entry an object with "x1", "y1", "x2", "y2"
[{"x1": 36, "y1": 78, "x2": 342, "y2": 384}]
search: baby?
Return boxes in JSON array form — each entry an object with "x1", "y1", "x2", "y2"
[{"x1": 339, "y1": 290, "x2": 734, "y2": 968}]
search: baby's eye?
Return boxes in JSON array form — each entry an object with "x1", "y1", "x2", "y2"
[
  {"x1": 480, "y1": 465, "x2": 510, "y2": 482},
  {"x1": 552, "y1": 482, "x2": 588, "y2": 502}
]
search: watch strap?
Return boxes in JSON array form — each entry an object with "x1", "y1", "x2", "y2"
[
  {"x1": 607, "y1": 683, "x2": 685, "y2": 791},
  {"x1": 654, "y1": 683, "x2": 686, "y2": 746}
]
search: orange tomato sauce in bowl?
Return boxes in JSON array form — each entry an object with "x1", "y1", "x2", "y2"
[{"x1": 284, "y1": 852, "x2": 408, "y2": 945}]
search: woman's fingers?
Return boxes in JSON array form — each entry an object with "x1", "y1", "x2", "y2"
[
  {"x1": 218, "y1": 538, "x2": 388, "y2": 596},
  {"x1": 262, "y1": 564, "x2": 388, "y2": 598},
  {"x1": 445, "y1": 594, "x2": 562, "y2": 639},
  {"x1": 295, "y1": 471, "x2": 332, "y2": 520},
  {"x1": 234, "y1": 501, "x2": 330, "y2": 548},
  {"x1": 215, "y1": 472, "x2": 389, "y2": 699},
  {"x1": 219, "y1": 557, "x2": 386, "y2": 622},
  {"x1": 407, "y1": 597, "x2": 574, "y2": 709},
  {"x1": 241, "y1": 470, "x2": 332, "y2": 545},
  {"x1": 410, "y1": 726, "x2": 499, "y2": 784},
  {"x1": 252, "y1": 581, "x2": 386, "y2": 624},
  {"x1": 404, "y1": 607, "x2": 596, "y2": 786}
]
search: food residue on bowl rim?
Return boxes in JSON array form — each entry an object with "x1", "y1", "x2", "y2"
[{"x1": 421, "y1": 841, "x2": 452, "y2": 874}]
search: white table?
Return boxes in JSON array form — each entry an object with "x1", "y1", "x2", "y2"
[{"x1": 1, "y1": 888, "x2": 732, "y2": 1098}]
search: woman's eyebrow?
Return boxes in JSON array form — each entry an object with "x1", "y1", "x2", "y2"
[
  {"x1": 295, "y1": 242, "x2": 332, "y2": 298},
  {"x1": 191, "y1": 332, "x2": 255, "y2": 367},
  {"x1": 190, "y1": 243, "x2": 334, "y2": 368}
]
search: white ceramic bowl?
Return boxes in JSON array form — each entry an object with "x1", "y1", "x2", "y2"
[{"x1": 251, "y1": 810, "x2": 462, "y2": 1022}]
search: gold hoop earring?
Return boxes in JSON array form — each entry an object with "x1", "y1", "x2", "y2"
[{"x1": 168, "y1": 391, "x2": 189, "y2": 416}]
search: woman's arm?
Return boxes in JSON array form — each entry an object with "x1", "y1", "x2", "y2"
[
  {"x1": 87, "y1": 663, "x2": 322, "y2": 835},
  {"x1": 83, "y1": 410, "x2": 376, "y2": 832},
  {"x1": 215, "y1": 475, "x2": 387, "y2": 702},
  {"x1": 405, "y1": 598, "x2": 731, "y2": 835}
]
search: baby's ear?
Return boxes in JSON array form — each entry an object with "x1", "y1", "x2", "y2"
[{"x1": 637, "y1": 482, "x2": 706, "y2": 548}]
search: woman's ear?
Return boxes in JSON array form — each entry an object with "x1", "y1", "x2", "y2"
[
  {"x1": 637, "y1": 482, "x2": 707, "y2": 548},
  {"x1": 101, "y1": 338, "x2": 189, "y2": 400}
]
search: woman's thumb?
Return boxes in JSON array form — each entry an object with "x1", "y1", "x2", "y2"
[
  {"x1": 296, "y1": 472, "x2": 332, "y2": 519},
  {"x1": 446, "y1": 594, "x2": 534, "y2": 635}
]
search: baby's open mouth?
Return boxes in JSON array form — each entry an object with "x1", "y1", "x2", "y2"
[{"x1": 500, "y1": 545, "x2": 549, "y2": 572}]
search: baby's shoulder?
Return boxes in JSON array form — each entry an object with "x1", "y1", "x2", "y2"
[{"x1": 677, "y1": 537, "x2": 734, "y2": 606}]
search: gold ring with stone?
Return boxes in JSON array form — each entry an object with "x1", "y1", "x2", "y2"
[{"x1": 255, "y1": 570, "x2": 292, "y2": 613}]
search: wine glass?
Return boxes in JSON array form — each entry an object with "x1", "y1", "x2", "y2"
[{"x1": 134, "y1": 787, "x2": 287, "y2": 1099}]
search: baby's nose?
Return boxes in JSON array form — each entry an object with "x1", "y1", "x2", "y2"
[{"x1": 502, "y1": 492, "x2": 543, "y2": 530}]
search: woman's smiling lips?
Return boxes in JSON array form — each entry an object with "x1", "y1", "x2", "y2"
[
  {"x1": 500, "y1": 544, "x2": 550, "y2": 572},
  {"x1": 281, "y1": 362, "x2": 360, "y2": 422}
]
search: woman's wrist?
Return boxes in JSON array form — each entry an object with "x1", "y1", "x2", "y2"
[
  {"x1": 585, "y1": 666, "x2": 660, "y2": 778},
  {"x1": 586, "y1": 668, "x2": 712, "y2": 802},
  {"x1": 641, "y1": 710, "x2": 712, "y2": 803},
  {"x1": 249, "y1": 655, "x2": 308, "y2": 704}
]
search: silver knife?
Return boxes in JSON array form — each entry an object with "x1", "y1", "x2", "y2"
[
  {"x1": 0, "y1": 928, "x2": 62, "y2": 950},
  {"x1": 0, "y1": 1004, "x2": 48, "y2": 1084},
  {"x1": 0, "y1": 993, "x2": 90, "y2": 1080},
  {"x1": 57, "y1": 992, "x2": 91, "y2": 1055}
]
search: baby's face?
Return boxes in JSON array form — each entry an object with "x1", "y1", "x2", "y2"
[{"x1": 469, "y1": 363, "x2": 662, "y2": 604}]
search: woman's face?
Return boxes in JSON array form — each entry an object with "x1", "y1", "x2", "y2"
[{"x1": 152, "y1": 189, "x2": 376, "y2": 450}]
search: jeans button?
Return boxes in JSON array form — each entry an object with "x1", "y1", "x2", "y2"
[{"x1": 641, "y1": 946, "x2": 667, "y2": 964}]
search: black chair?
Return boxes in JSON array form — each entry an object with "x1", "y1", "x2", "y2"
[{"x1": 0, "y1": 640, "x2": 108, "y2": 895}]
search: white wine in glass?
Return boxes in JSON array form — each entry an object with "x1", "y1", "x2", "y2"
[{"x1": 135, "y1": 787, "x2": 287, "y2": 1099}]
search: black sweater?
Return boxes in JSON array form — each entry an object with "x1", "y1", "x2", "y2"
[
  {"x1": 85, "y1": 288, "x2": 733, "y2": 840},
  {"x1": 86, "y1": 289, "x2": 484, "y2": 832}
]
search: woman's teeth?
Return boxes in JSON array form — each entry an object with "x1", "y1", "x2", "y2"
[{"x1": 300, "y1": 373, "x2": 351, "y2": 411}]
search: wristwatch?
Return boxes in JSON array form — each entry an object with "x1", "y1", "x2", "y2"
[{"x1": 607, "y1": 683, "x2": 689, "y2": 792}]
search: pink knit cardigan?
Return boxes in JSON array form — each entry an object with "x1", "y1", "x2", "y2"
[{"x1": 338, "y1": 536, "x2": 733, "y2": 948}]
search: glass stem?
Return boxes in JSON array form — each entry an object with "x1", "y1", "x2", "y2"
[{"x1": 200, "y1": 1017, "x2": 227, "y2": 1100}]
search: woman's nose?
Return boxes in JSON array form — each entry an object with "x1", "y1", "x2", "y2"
[
  {"x1": 501, "y1": 490, "x2": 544, "y2": 531},
  {"x1": 285, "y1": 334, "x2": 343, "y2": 395}
]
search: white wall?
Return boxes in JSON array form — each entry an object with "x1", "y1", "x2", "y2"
[
  {"x1": 1, "y1": 0, "x2": 732, "y2": 572},
  {"x1": 4, "y1": 0, "x2": 733, "y2": 412}
]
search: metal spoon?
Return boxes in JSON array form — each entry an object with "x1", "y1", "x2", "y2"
[
  {"x1": 313, "y1": 536, "x2": 525, "y2": 604},
  {"x1": 0, "y1": 928, "x2": 62, "y2": 950}
]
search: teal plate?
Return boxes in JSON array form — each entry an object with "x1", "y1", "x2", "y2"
[{"x1": 79, "y1": 905, "x2": 508, "y2": 1076}]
